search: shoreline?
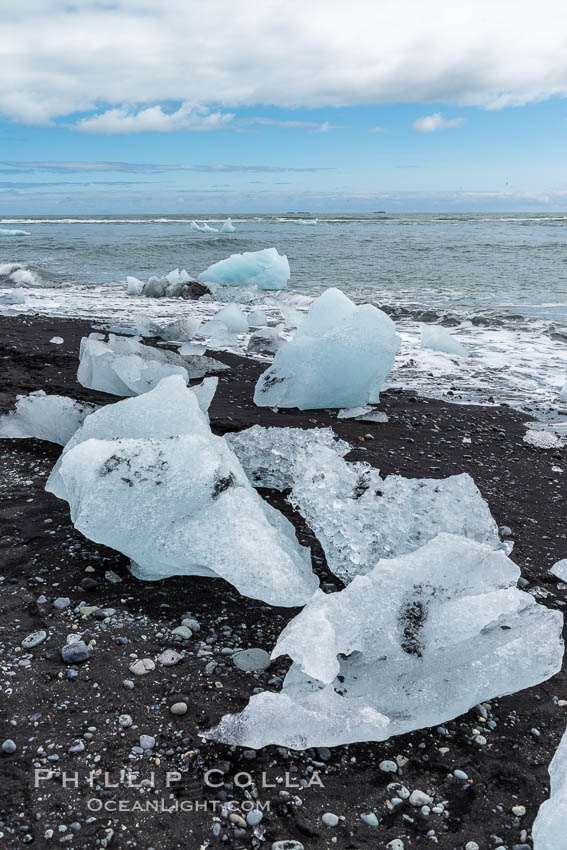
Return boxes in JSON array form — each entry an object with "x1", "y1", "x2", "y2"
[{"x1": 0, "y1": 312, "x2": 566, "y2": 850}]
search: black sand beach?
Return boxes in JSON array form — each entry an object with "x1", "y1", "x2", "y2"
[{"x1": 1, "y1": 314, "x2": 566, "y2": 850}]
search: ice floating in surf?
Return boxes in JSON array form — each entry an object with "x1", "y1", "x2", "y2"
[
  {"x1": 421, "y1": 323, "x2": 468, "y2": 356},
  {"x1": 47, "y1": 377, "x2": 318, "y2": 607},
  {"x1": 254, "y1": 287, "x2": 400, "y2": 409},
  {"x1": 220, "y1": 218, "x2": 236, "y2": 233},
  {"x1": 0, "y1": 228, "x2": 31, "y2": 236},
  {"x1": 0, "y1": 291, "x2": 26, "y2": 304},
  {"x1": 199, "y1": 248, "x2": 290, "y2": 291},
  {"x1": 214, "y1": 304, "x2": 248, "y2": 334},
  {"x1": 206, "y1": 534, "x2": 564, "y2": 749},
  {"x1": 0, "y1": 391, "x2": 97, "y2": 446}
]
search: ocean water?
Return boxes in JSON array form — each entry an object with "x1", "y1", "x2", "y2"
[{"x1": 1, "y1": 212, "x2": 567, "y2": 419}]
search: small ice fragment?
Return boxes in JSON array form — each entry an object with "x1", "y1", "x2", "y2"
[
  {"x1": 524, "y1": 430, "x2": 564, "y2": 449},
  {"x1": 215, "y1": 304, "x2": 248, "y2": 334},
  {"x1": 180, "y1": 342, "x2": 206, "y2": 356},
  {"x1": 0, "y1": 228, "x2": 31, "y2": 236},
  {"x1": 190, "y1": 377, "x2": 218, "y2": 415},
  {"x1": 248, "y1": 309, "x2": 268, "y2": 327},
  {"x1": 50, "y1": 336, "x2": 64, "y2": 344},
  {"x1": 254, "y1": 288, "x2": 400, "y2": 410},
  {"x1": 356, "y1": 410, "x2": 389, "y2": 423},
  {"x1": 205, "y1": 534, "x2": 564, "y2": 749},
  {"x1": 551, "y1": 560, "x2": 567, "y2": 582},
  {"x1": 199, "y1": 319, "x2": 236, "y2": 346},
  {"x1": 220, "y1": 217, "x2": 236, "y2": 233},
  {"x1": 421, "y1": 324, "x2": 468, "y2": 356},
  {"x1": 135, "y1": 316, "x2": 201, "y2": 341},
  {"x1": 0, "y1": 391, "x2": 97, "y2": 445},
  {"x1": 337, "y1": 406, "x2": 373, "y2": 419},
  {"x1": 126, "y1": 276, "x2": 145, "y2": 296},
  {"x1": 201, "y1": 222, "x2": 218, "y2": 232},
  {"x1": 191, "y1": 220, "x2": 204, "y2": 231},
  {"x1": 199, "y1": 247, "x2": 290, "y2": 291},
  {"x1": 247, "y1": 324, "x2": 284, "y2": 356}
]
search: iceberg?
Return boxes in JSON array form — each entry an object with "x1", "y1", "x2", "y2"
[
  {"x1": 220, "y1": 218, "x2": 236, "y2": 233},
  {"x1": 206, "y1": 534, "x2": 564, "y2": 749},
  {"x1": 199, "y1": 248, "x2": 290, "y2": 291},
  {"x1": 247, "y1": 324, "x2": 285, "y2": 356},
  {"x1": 421, "y1": 324, "x2": 468, "y2": 356},
  {"x1": 532, "y1": 727, "x2": 567, "y2": 850},
  {"x1": 0, "y1": 229, "x2": 31, "y2": 236},
  {"x1": 551, "y1": 559, "x2": 567, "y2": 582},
  {"x1": 226, "y1": 425, "x2": 350, "y2": 490},
  {"x1": 126, "y1": 276, "x2": 145, "y2": 296},
  {"x1": 0, "y1": 391, "x2": 97, "y2": 445},
  {"x1": 201, "y1": 222, "x2": 218, "y2": 233},
  {"x1": 191, "y1": 220, "x2": 204, "y2": 231},
  {"x1": 254, "y1": 288, "x2": 400, "y2": 410},
  {"x1": 47, "y1": 378, "x2": 318, "y2": 607},
  {"x1": 290, "y1": 444, "x2": 501, "y2": 583},
  {"x1": 77, "y1": 333, "x2": 227, "y2": 397},
  {"x1": 215, "y1": 304, "x2": 248, "y2": 334}
]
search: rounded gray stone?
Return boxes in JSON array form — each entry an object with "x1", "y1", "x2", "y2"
[
  {"x1": 170, "y1": 702, "x2": 188, "y2": 716},
  {"x1": 60, "y1": 641, "x2": 91, "y2": 664},
  {"x1": 2, "y1": 739, "x2": 16, "y2": 754},
  {"x1": 139, "y1": 735, "x2": 155, "y2": 749},
  {"x1": 322, "y1": 812, "x2": 339, "y2": 827},
  {"x1": 246, "y1": 810, "x2": 263, "y2": 826},
  {"x1": 233, "y1": 648, "x2": 271, "y2": 673},
  {"x1": 21, "y1": 630, "x2": 47, "y2": 649}
]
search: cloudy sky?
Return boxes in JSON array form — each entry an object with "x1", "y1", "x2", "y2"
[{"x1": 1, "y1": 0, "x2": 566, "y2": 212}]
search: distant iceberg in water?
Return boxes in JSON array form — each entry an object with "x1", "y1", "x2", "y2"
[
  {"x1": 199, "y1": 247, "x2": 290, "y2": 291},
  {"x1": 220, "y1": 217, "x2": 236, "y2": 233},
  {"x1": 0, "y1": 228, "x2": 31, "y2": 236}
]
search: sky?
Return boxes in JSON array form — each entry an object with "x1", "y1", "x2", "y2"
[{"x1": 1, "y1": 0, "x2": 567, "y2": 213}]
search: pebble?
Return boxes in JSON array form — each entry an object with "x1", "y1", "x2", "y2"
[
  {"x1": 233, "y1": 648, "x2": 271, "y2": 672},
  {"x1": 139, "y1": 734, "x2": 155, "y2": 749},
  {"x1": 53, "y1": 597, "x2": 70, "y2": 610},
  {"x1": 454, "y1": 769, "x2": 469, "y2": 780},
  {"x1": 387, "y1": 841, "x2": 405, "y2": 850},
  {"x1": 322, "y1": 812, "x2": 339, "y2": 827},
  {"x1": 229, "y1": 813, "x2": 246, "y2": 828},
  {"x1": 465, "y1": 843, "x2": 480, "y2": 850},
  {"x1": 21, "y1": 630, "x2": 47, "y2": 649},
  {"x1": 60, "y1": 641, "x2": 91, "y2": 664},
  {"x1": 118, "y1": 714, "x2": 133, "y2": 728},
  {"x1": 379, "y1": 759, "x2": 398, "y2": 773},
  {"x1": 2, "y1": 739, "x2": 16, "y2": 754},
  {"x1": 360, "y1": 813, "x2": 379, "y2": 826},
  {"x1": 409, "y1": 790, "x2": 433, "y2": 807},
  {"x1": 181, "y1": 617, "x2": 200, "y2": 632},
  {"x1": 157, "y1": 649, "x2": 182, "y2": 666},
  {"x1": 512, "y1": 805, "x2": 526, "y2": 817},
  {"x1": 271, "y1": 843, "x2": 304, "y2": 850},
  {"x1": 170, "y1": 702, "x2": 187, "y2": 716},
  {"x1": 171, "y1": 626, "x2": 192, "y2": 640},
  {"x1": 129, "y1": 658, "x2": 155, "y2": 676},
  {"x1": 246, "y1": 810, "x2": 263, "y2": 826}
]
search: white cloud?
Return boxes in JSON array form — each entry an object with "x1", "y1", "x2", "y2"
[
  {"x1": 1, "y1": 0, "x2": 567, "y2": 127},
  {"x1": 412, "y1": 113, "x2": 465, "y2": 132},
  {"x1": 369, "y1": 126, "x2": 387, "y2": 133},
  {"x1": 76, "y1": 103, "x2": 234, "y2": 133}
]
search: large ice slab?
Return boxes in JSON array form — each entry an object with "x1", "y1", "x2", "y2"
[
  {"x1": 290, "y1": 444, "x2": 501, "y2": 583},
  {"x1": 206, "y1": 534, "x2": 564, "y2": 749},
  {"x1": 199, "y1": 248, "x2": 290, "y2": 291},
  {"x1": 532, "y1": 726, "x2": 567, "y2": 850},
  {"x1": 47, "y1": 378, "x2": 317, "y2": 607},
  {"x1": 421, "y1": 324, "x2": 468, "y2": 356},
  {"x1": 77, "y1": 333, "x2": 227, "y2": 397},
  {"x1": 135, "y1": 316, "x2": 201, "y2": 341},
  {"x1": 226, "y1": 425, "x2": 350, "y2": 490},
  {"x1": 0, "y1": 391, "x2": 97, "y2": 445},
  {"x1": 254, "y1": 288, "x2": 400, "y2": 409}
]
